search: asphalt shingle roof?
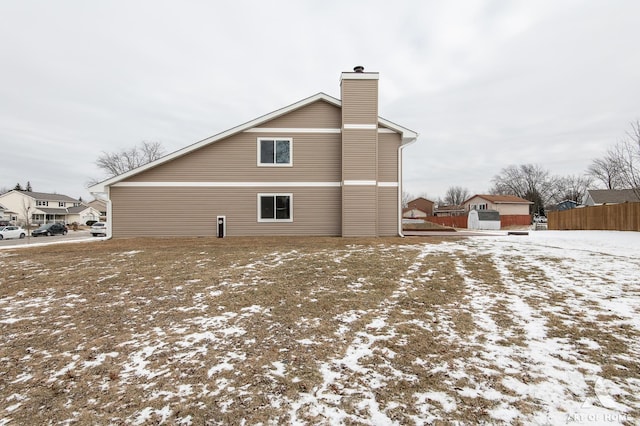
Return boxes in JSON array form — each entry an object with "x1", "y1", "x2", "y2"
[
  {"x1": 21, "y1": 191, "x2": 80, "y2": 202},
  {"x1": 588, "y1": 189, "x2": 640, "y2": 204}
]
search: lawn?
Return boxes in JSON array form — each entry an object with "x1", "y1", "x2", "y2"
[{"x1": 1, "y1": 232, "x2": 639, "y2": 425}]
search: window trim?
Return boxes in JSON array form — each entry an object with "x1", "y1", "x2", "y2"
[
  {"x1": 257, "y1": 137, "x2": 293, "y2": 167},
  {"x1": 257, "y1": 193, "x2": 293, "y2": 222}
]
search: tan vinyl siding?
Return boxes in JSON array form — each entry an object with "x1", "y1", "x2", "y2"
[
  {"x1": 378, "y1": 187, "x2": 399, "y2": 236},
  {"x1": 495, "y1": 204, "x2": 530, "y2": 215},
  {"x1": 261, "y1": 100, "x2": 341, "y2": 128},
  {"x1": 377, "y1": 132, "x2": 401, "y2": 182},
  {"x1": 342, "y1": 186, "x2": 377, "y2": 237},
  {"x1": 342, "y1": 129, "x2": 378, "y2": 181},
  {"x1": 128, "y1": 132, "x2": 341, "y2": 183},
  {"x1": 110, "y1": 186, "x2": 341, "y2": 237},
  {"x1": 341, "y1": 79, "x2": 378, "y2": 124},
  {"x1": 340, "y1": 74, "x2": 379, "y2": 237}
]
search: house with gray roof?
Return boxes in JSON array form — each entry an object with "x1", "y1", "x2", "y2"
[
  {"x1": 0, "y1": 190, "x2": 100, "y2": 225},
  {"x1": 584, "y1": 189, "x2": 640, "y2": 206}
]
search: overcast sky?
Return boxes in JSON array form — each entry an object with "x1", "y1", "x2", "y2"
[{"x1": 1, "y1": 0, "x2": 639, "y2": 202}]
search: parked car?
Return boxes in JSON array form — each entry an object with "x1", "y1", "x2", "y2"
[
  {"x1": 0, "y1": 226, "x2": 26, "y2": 240},
  {"x1": 90, "y1": 222, "x2": 107, "y2": 237},
  {"x1": 31, "y1": 223, "x2": 68, "y2": 237},
  {"x1": 533, "y1": 215, "x2": 548, "y2": 223}
]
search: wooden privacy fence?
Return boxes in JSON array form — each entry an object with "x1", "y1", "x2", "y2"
[
  {"x1": 424, "y1": 216, "x2": 468, "y2": 228},
  {"x1": 548, "y1": 202, "x2": 640, "y2": 231}
]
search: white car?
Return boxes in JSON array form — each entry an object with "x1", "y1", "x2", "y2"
[
  {"x1": 90, "y1": 222, "x2": 108, "y2": 237},
  {"x1": 0, "y1": 226, "x2": 27, "y2": 240}
]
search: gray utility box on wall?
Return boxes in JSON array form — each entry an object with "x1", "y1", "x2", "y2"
[{"x1": 217, "y1": 216, "x2": 226, "y2": 238}]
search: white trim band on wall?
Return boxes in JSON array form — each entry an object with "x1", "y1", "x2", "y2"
[
  {"x1": 245, "y1": 128, "x2": 341, "y2": 134},
  {"x1": 112, "y1": 181, "x2": 342, "y2": 188},
  {"x1": 343, "y1": 124, "x2": 377, "y2": 130},
  {"x1": 343, "y1": 180, "x2": 377, "y2": 186},
  {"x1": 246, "y1": 127, "x2": 397, "y2": 135},
  {"x1": 378, "y1": 182, "x2": 399, "y2": 187}
]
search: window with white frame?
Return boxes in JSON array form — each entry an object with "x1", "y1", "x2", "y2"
[
  {"x1": 59, "y1": 202, "x2": 65, "y2": 207},
  {"x1": 258, "y1": 194, "x2": 292, "y2": 222},
  {"x1": 258, "y1": 138, "x2": 292, "y2": 166},
  {"x1": 36, "y1": 201, "x2": 48, "y2": 206}
]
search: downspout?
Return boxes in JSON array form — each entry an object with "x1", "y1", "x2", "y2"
[
  {"x1": 398, "y1": 135, "x2": 418, "y2": 237},
  {"x1": 105, "y1": 186, "x2": 113, "y2": 240}
]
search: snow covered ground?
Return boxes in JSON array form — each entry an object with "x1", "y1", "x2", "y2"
[{"x1": 1, "y1": 231, "x2": 639, "y2": 424}]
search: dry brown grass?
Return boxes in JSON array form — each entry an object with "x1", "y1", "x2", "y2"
[{"x1": 1, "y1": 236, "x2": 638, "y2": 424}]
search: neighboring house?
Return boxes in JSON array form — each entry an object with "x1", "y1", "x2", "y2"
[
  {"x1": 0, "y1": 190, "x2": 92, "y2": 225},
  {"x1": 67, "y1": 205, "x2": 102, "y2": 225},
  {"x1": 403, "y1": 197, "x2": 434, "y2": 218},
  {"x1": 463, "y1": 194, "x2": 532, "y2": 216},
  {"x1": 402, "y1": 207, "x2": 427, "y2": 219},
  {"x1": 554, "y1": 199, "x2": 579, "y2": 211},
  {"x1": 88, "y1": 199, "x2": 108, "y2": 221},
  {"x1": 89, "y1": 67, "x2": 418, "y2": 238},
  {"x1": 408, "y1": 197, "x2": 434, "y2": 215},
  {"x1": 1, "y1": 203, "x2": 18, "y2": 223},
  {"x1": 433, "y1": 204, "x2": 465, "y2": 217},
  {"x1": 583, "y1": 189, "x2": 640, "y2": 206}
]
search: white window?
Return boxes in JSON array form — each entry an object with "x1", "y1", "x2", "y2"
[
  {"x1": 258, "y1": 194, "x2": 292, "y2": 222},
  {"x1": 36, "y1": 201, "x2": 48, "y2": 206},
  {"x1": 258, "y1": 138, "x2": 292, "y2": 166},
  {"x1": 59, "y1": 202, "x2": 65, "y2": 207}
]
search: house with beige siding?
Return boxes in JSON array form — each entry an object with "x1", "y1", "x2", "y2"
[
  {"x1": 89, "y1": 67, "x2": 418, "y2": 238},
  {"x1": 463, "y1": 194, "x2": 532, "y2": 215},
  {"x1": 0, "y1": 190, "x2": 99, "y2": 226}
]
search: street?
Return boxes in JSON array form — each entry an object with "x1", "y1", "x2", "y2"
[{"x1": 0, "y1": 230, "x2": 97, "y2": 248}]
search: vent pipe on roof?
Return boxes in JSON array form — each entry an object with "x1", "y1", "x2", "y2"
[{"x1": 353, "y1": 65, "x2": 364, "y2": 73}]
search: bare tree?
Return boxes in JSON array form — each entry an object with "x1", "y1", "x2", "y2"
[
  {"x1": 401, "y1": 191, "x2": 414, "y2": 208},
  {"x1": 21, "y1": 198, "x2": 34, "y2": 233},
  {"x1": 443, "y1": 186, "x2": 470, "y2": 206},
  {"x1": 554, "y1": 175, "x2": 592, "y2": 204},
  {"x1": 614, "y1": 120, "x2": 640, "y2": 198},
  {"x1": 587, "y1": 151, "x2": 624, "y2": 189},
  {"x1": 490, "y1": 164, "x2": 558, "y2": 215},
  {"x1": 95, "y1": 141, "x2": 165, "y2": 179}
]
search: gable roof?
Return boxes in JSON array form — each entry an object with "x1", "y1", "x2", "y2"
[
  {"x1": 587, "y1": 189, "x2": 640, "y2": 204},
  {"x1": 2, "y1": 190, "x2": 79, "y2": 203},
  {"x1": 464, "y1": 194, "x2": 533, "y2": 204},
  {"x1": 88, "y1": 92, "x2": 418, "y2": 193},
  {"x1": 407, "y1": 197, "x2": 434, "y2": 212},
  {"x1": 88, "y1": 199, "x2": 107, "y2": 210},
  {"x1": 67, "y1": 205, "x2": 93, "y2": 214}
]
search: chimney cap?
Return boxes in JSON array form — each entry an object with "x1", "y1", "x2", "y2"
[{"x1": 353, "y1": 65, "x2": 364, "y2": 73}]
